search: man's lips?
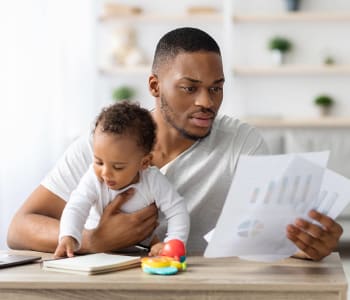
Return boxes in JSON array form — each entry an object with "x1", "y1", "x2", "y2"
[
  {"x1": 190, "y1": 112, "x2": 215, "y2": 128},
  {"x1": 191, "y1": 112, "x2": 215, "y2": 119}
]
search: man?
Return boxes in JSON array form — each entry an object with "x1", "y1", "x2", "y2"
[{"x1": 7, "y1": 27, "x2": 342, "y2": 260}]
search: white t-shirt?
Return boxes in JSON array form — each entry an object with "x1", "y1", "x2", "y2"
[
  {"x1": 59, "y1": 165, "x2": 189, "y2": 249},
  {"x1": 42, "y1": 114, "x2": 268, "y2": 254}
]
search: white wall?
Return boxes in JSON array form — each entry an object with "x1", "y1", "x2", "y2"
[{"x1": 0, "y1": 1, "x2": 97, "y2": 249}]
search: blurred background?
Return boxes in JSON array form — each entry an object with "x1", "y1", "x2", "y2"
[{"x1": 1, "y1": 0, "x2": 350, "y2": 274}]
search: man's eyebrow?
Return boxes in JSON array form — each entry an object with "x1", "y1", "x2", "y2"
[
  {"x1": 180, "y1": 77, "x2": 225, "y2": 84},
  {"x1": 214, "y1": 78, "x2": 225, "y2": 84},
  {"x1": 180, "y1": 77, "x2": 202, "y2": 83}
]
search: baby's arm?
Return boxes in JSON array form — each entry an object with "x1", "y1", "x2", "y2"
[
  {"x1": 149, "y1": 236, "x2": 164, "y2": 256},
  {"x1": 152, "y1": 170, "x2": 190, "y2": 246},
  {"x1": 57, "y1": 166, "x2": 99, "y2": 255}
]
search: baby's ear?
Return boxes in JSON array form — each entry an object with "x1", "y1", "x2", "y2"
[{"x1": 141, "y1": 153, "x2": 152, "y2": 170}]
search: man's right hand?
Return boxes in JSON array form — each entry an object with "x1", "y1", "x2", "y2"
[{"x1": 81, "y1": 188, "x2": 159, "y2": 253}]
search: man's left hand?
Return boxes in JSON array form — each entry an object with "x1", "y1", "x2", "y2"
[{"x1": 287, "y1": 209, "x2": 343, "y2": 261}]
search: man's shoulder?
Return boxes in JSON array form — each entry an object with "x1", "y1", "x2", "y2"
[
  {"x1": 204, "y1": 114, "x2": 268, "y2": 154},
  {"x1": 142, "y1": 166, "x2": 165, "y2": 181},
  {"x1": 211, "y1": 114, "x2": 261, "y2": 141},
  {"x1": 213, "y1": 114, "x2": 254, "y2": 132}
]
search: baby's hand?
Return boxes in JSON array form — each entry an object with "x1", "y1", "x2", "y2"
[
  {"x1": 54, "y1": 236, "x2": 78, "y2": 258},
  {"x1": 149, "y1": 242, "x2": 165, "y2": 256}
]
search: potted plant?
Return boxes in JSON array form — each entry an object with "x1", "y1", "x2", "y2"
[
  {"x1": 284, "y1": 0, "x2": 301, "y2": 12},
  {"x1": 314, "y1": 94, "x2": 335, "y2": 117},
  {"x1": 323, "y1": 55, "x2": 335, "y2": 65},
  {"x1": 268, "y1": 36, "x2": 292, "y2": 65},
  {"x1": 112, "y1": 85, "x2": 135, "y2": 102}
]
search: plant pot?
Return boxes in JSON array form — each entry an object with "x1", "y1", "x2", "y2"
[
  {"x1": 285, "y1": 0, "x2": 300, "y2": 12},
  {"x1": 318, "y1": 105, "x2": 332, "y2": 117},
  {"x1": 271, "y1": 50, "x2": 285, "y2": 65}
]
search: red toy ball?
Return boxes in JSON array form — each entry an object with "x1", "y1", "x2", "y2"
[{"x1": 160, "y1": 239, "x2": 186, "y2": 259}]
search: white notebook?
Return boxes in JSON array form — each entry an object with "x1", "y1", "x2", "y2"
[{"x1": 42, "y1": 253, "x2": 140, "y2": 275}]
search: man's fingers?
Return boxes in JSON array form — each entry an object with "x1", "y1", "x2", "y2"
[
  {"x1": 132, "y1": 208, "x2": 158, "y2": 239},
  {"x1": 292, "y1": 218, "x2": 324, "y2": 239},
  {"x1": 133, "y1": 203, "x2": 158, "y2": 222},
  {"x1": 286, "y1": 210, "x2": 344, "y2": 261},
  {"x1": 104, "y1": 188, "x2": 135, "y2": 215},
  {"x1": 286, "y1": 224, "x2": 326, "y2": 260},
  {"x1": 308, "y1": 210, "x2": 343, "y2": 236}
]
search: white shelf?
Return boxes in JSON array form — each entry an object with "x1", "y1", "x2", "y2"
[
  {"x1": 99, "y1": 65, "x2": 151, "y2": 75},
  {"x1": 99, "y1": 13, "x2": 223, "y2": 23},
  {"x1": 242, "y1": 117, "x2": 350, "y2": 128},
  {"x1": 233, "y1": 12, "x2": 350, "y2": 23},
  {"x1": 233, "y1": 65, "x2": 350, "y2": 76}
]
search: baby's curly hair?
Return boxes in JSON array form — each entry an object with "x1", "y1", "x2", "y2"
[{"x1": 94, "y1": 101, "x2": 156, "y2": 154}]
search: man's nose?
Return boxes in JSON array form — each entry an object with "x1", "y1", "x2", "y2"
[{"x1": 195, "y1": 89, "x2": 214, "y2": 108}]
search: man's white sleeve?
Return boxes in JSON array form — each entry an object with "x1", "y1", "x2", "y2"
[{"x1": 41, "y1": 132, "x2": 93, "y2": 201}]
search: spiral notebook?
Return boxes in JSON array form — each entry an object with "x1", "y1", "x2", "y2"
[{"x1": 42, "y1": 253, "x2": 140, "y2": 275}]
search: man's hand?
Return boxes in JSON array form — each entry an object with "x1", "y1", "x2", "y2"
[
  {"x1": 287, "y1": 209, "x2": 343, "y2": 261},
  {"x1": 81, "y1": 188, "x2": 158, "y2": 253}
]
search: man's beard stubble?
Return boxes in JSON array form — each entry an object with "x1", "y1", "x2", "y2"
[{"x1": 160, "y1": 95, "x2": 212, "y2": 141}]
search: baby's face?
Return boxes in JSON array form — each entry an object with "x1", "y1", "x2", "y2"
[{"x1": 93, "y1": 130, "x2": 149, "y2": 190}]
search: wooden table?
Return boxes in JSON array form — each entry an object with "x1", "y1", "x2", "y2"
[{"x1": 0, "y1": 251, "x2": 347, "y2": 300}]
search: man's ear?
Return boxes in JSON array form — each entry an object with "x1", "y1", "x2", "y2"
[
  {"x1": 149, "y1": 74, "x2": 160, "y2": 97},
  {"x1": 141, "y1": 153, "x2": 152, "y2": 170}
]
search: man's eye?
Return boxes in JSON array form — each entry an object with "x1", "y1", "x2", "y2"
[
  {"x1": 210, "y1": 87, "x2": 223, "y2": 93},
  {"x1": 182, "y1": 86, "x2": 196, "y2": 93}
]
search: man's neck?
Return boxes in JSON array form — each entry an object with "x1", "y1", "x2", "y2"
[{"x1": 151, "y1": 112, "x2": 197, "y2": 168}]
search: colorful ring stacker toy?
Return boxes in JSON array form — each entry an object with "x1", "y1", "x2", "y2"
[{"x1": 141, "y1": 239, "x2": 187, "y2": 275}]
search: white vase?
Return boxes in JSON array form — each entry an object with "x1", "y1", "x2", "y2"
[
  {"x1": 318, "y1": 106, "x2": 332, "y2": 117},
  {"x1": 271, "y1": 50, "x2": 285, "y2": 65}
]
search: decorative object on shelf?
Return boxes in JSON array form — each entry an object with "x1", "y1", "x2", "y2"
[
  {"x1": 268, "y1": 36, "x2": 292, "y2": 65},
  {"x1": 110, "y1": 26, "x2": 147, "y2": 67},
  {"x1": 323, "y1": 55, "x2": 335, "y2": 65},
  {"x1": 284, "y1": 0, "x2": 301, "y2": 12},
  {"x1": 103, "y1": 2, "x2": 142, "y2": 18},
  {"x1": 314, "y1": 94, "x2": 335, "y2": 117},
  {"x1": 112, "y1": 85, "x2": 135, "y2": 102},
  {"x1": 187, "y1": 6, "x2": 218, "y2": 15}
]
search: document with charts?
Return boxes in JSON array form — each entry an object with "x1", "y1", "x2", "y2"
[{"x1": 204, "y1": 151, "x2": 350, "y2": 262}]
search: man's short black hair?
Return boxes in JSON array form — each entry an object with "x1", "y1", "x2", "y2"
[{"x1": 152, "y1": 27, "x2": 221, "y2": 73}]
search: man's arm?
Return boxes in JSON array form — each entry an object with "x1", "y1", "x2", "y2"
[
  {"x1": 7, "y1": 185, "x2": 159, "y2": 253},
  {"x1": 7, "y1": 185, "x2": 65, "y2": 252}
]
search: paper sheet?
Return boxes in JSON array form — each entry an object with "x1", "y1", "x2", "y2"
[{"x1": 204, "y1": 151, "x2": 350, "y2": 262}]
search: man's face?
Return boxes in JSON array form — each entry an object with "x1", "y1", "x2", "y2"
[{"x1": 152, "y1": 51, "x2": 224, "y2": 140}]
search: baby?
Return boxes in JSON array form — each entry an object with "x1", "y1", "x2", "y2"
[{"x1": 54, "y1": 102, "x2": 189, "y2": 258}]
